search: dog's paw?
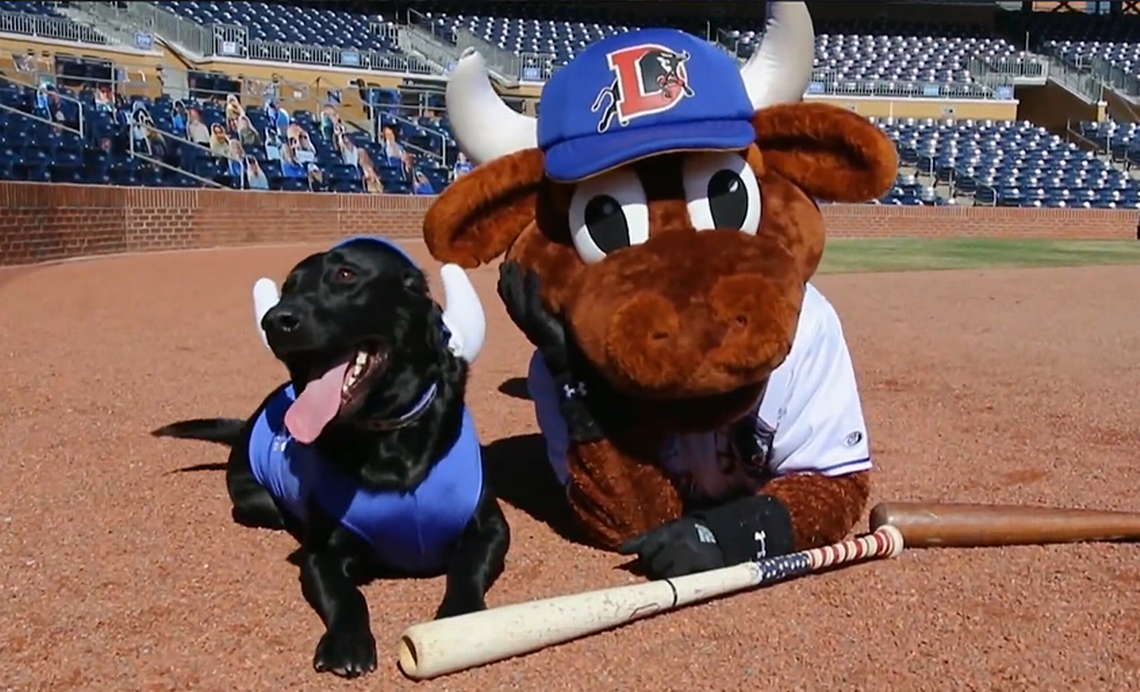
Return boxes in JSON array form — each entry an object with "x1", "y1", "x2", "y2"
[
  {"x1": 313, "y1": 621, "x2": 377, "y2": 678},
  {"x1": 434, "y1": 592, "x2": 486, "y2": 620},
  {"x1": 231, "y1": 495, "x2": 286, "y2": 530}
]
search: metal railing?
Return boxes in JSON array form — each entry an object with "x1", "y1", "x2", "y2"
[
  {"x1": 967, "y1": 54, "x2": 1048, "y2": 85},
  {"x1": 394, "y1": 25, "x2": 458, "y2": 75},
  {"x1": 0, "y1": 70, "x2": 88, "y2": 136},
  {"x1": 0, "y1": 101, "x2": 83, "y2": 138},
  {"x1": 0, "y1": 8, "x2": 119, "y2": 46},
  {"x1": 0, "y1": 99, "x2": 221, "y2": 188},
  {"x1": 1091, "y1": 56, "x2": 1140, "y2": 99},
  {"x1": 80, "y1": 1, "x2": 213, "y2": 56},
  {"x1": 403, "y1": 9, "x2": 555, "y2": 83},
  {"x1": 1043, "y1": 55, "x2": 1105, "y2": 102},
  {"x1": 77, "y1": 1, "x2": 437, "y2": 76},
  {"x1": 804, "y1": 75, "x2": 1003, "y2": 100},
  {"x1": 128, "y1": 123, "x2": 225, "y2": 188},
  {"x1": 451, "y1": 27, "x2": 525, "y2": 83},
  {"x1": 377, "y1": 110, "x2": 448, "y2": 165}
]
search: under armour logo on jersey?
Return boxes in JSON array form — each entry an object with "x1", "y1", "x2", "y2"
[
  {"x1": 561, "y1": 381, "x2": 588, "y2": 400},
  {"x1": 271, "y1": 433, "x2": 290, "y2": 453},
  {"x1": 754, "y1": 530, "x2": 768, "y2": 560}
]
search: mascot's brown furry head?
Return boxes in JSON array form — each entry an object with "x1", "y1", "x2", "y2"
[
  {"x1": 422, "y1": 2, "x2": 898, "y2": 552},
  {"x1": 425, "y1": 4, "x2": 895, "y2": 432}
]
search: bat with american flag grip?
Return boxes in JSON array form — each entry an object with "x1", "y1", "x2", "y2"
[{"x1": 396, "y1": 525, "x2": 907, "y2": 680}]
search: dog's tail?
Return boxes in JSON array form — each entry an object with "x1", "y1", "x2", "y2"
[{"x1": 151, "y1": 418, "x2": 245, "y2": 447}]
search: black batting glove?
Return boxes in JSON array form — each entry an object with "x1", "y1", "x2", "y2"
[
  {"x1": 497, "y1": 261, "x2": 607, "y2": 443},
  {"x1": 617, "y1": 517, "x2": 725, "y2": 579},
  {"x1": 618, "y1": 495, "x2": 796, "y2": 580}
]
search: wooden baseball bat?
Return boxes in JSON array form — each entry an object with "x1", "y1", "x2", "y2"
[
  {"x1": 870, "y1": 501, "x2": 1140, "y2": 548},
  {"x1": 396, "y1": 525, "x2": 905, "y2": 680}
]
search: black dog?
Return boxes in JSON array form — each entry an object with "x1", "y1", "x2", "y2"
[{"x1": 152, "y1": 237, "x2": 509, "y2": 679}]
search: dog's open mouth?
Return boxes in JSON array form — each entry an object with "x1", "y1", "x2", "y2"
[{"x1": 284, "y1": 342, "x2": 389, "y2": 444}]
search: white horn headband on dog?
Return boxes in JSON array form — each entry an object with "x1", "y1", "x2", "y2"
[{"x1": 252, "y1": 237, "x2": 486, "y2": 364}]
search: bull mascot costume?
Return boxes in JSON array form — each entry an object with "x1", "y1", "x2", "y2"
[{"x1": 424, "y1": 2, "x2": 899, "y2": 579}]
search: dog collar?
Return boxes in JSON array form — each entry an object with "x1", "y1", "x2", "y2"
[{"x1": 364, "y1": 382, "x2": 439, "y2": 431}]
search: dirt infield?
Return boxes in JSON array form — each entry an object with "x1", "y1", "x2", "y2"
[
  {"x1": 1, "y1": 182, "x2": 1139, "y2": 267},
  {"x1": 2, "y1": 238, "x2": 1140, "y2": 691}
]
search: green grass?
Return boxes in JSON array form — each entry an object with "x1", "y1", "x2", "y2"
[{"x1": 817, "y1": 239, "x2": 1140, "y2": 274}]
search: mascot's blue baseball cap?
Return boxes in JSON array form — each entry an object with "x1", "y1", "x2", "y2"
[{"x1": 537, "y1": 28, "x2": 756, "y2": 183}]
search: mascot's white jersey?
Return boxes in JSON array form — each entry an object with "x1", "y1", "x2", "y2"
[{"x1": 527, "y1": 283, "x2": 872, "y2": 502}]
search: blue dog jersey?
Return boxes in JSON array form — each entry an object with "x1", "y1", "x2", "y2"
[{"x1": 248, "y1": 384, "x2": 483, "y2": 575}]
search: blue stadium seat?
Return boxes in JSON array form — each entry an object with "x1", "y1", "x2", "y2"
[
  {"x1": 0, "y1": 1, "x2": 71, "y2": 17},
  {"x1": 156, "y1": 1, "x2": 403, "y2": 53},
  {"x1": 879, "y1": 117, "x2": 1138, "y2": 209}
]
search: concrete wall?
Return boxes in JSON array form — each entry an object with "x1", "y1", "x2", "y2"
[{"x1": 1, "y1": 182, "x2": 1136, "y2": 267}]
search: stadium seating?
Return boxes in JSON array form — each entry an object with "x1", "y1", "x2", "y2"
[
  {"x1": 156, "y1": 0, "x2": 402, "y2": 53},
  {"x1": 877, "y1": 171, "x2": 949, "y2": 207},
  {"x1": 1076, "y1": 119, "x2": 1140, "y2": 167},
  {"x1": 882, "y1": 118, "x2": 1136, "y2": 208},
  {"x1": 732, "y1": 21, "x2": 1020, "y2": 88},
  {"x1": 422, "y1": 13, "x2": 1017, "y2": 95},
  {"x1": 0, "y1": 81, "x2": 201, "y2": 187},
  {"x1": 0, "y1": 0, "x2": 1134, "y2": 206},
  {"x1": 0, "y1": 75, "x2": 452, "y2": 193},
  {"x1": 0, "y1": 0, "x2": 62, "y2": 16}
]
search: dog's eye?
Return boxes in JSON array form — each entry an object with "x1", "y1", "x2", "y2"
[{"x1": 334, "y1": 267, "x2": 357, "y2": 284}]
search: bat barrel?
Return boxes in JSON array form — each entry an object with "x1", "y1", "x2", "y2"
[
  {"x1": 396, "y1": 526, "x2": 905, "y2": 680},
  {"x1": 870, "y1": 502, "x2": 1140, "y2": 548},
  {"x1": 397, "y1": 579, "x2": 685, "y2": 680}
]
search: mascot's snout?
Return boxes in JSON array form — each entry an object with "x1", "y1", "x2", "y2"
[{"x1": 568, "y1": 228, "x2": 806, "y2": 400}]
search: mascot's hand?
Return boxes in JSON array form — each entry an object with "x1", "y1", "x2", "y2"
[
  {"x1": 497, "y1": 260, "x2": 569, "y2": 372},
  {"x1": 618, "y1": 495, "x2": 797, "y2": 579},
  {"x1": 498, "y1": 261, "x2": 611, "y2": 442},
  {"x1": 617, "y1": 517, "x2": 725, "y2": 579}
]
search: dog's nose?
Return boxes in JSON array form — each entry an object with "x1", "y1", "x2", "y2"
[{"x1": 262, "y1": 306, "x2": 302, "y2": 335}]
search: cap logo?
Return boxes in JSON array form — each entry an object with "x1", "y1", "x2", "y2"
[{"x1": 591, "y1": 44, "x2": 694, "y2": 134}]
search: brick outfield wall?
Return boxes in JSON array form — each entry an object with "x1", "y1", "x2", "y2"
[{"x1": 0, "y1": 182, "x2": 1138, "y2": 267}]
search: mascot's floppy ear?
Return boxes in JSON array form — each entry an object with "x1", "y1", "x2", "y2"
[
  {"x1": 422, "y1": 49, "x2": 546, "y2": 269},
  {"x1": 752, "y1": 102, "x2": 898, "y2": 203},
  {"x1": 422, "y1": 148, "x2": 545, "y2": 269},
  {"x1": 251, "y1": 238, "x2": 488, "y2": 364}
]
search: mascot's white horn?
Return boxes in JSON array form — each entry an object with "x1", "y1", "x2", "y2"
[
  {"x1": 438, "y1": 263, "x2": 486, "y2": 364},
  {"x1": 252, "y1": 265, "x2": 485, "y2": 364},
  {"x1": 252, "y1": 277, "x2": 279, "y2": 349}
]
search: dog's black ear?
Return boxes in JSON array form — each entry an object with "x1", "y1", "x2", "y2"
[{"x1": 427, "y1": 302, "x2": 449, "y2": 355}]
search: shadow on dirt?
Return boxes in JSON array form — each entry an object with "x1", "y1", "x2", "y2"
[
  {"x1": 496, "y1": 377, "x2": 531, "y2": 401},
  {"x1": 173, "y1": 462, "x2": 228, "y2": 472},
  {"x1": 481, "y1": 432, "x2": 592, "y2": 547}
]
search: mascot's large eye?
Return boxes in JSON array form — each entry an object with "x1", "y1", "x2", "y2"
[
  {"x1": 568, "y1": 167, "x2": 649, "y2": 264},
  {"x1": 682, "y1": 152, "x2": 762, "y2": 235}
]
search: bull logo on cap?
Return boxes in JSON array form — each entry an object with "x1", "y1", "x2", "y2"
[{"x1": 591, "y1": 44, "x2": 694, "y2": 134}]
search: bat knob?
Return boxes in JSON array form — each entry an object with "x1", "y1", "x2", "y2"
[{"x1": 869, "y1": 503, "x2": 897, "y2": 532}]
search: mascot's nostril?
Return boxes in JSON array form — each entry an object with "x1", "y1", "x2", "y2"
[
  {"x1": 605, "y1": 293, "x2": 699, "y2": 392},
  {"x1": 708, "y1": 274, "x2": 799, "y2": 376}
]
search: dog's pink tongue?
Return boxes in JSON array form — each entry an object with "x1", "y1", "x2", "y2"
[{"x1": 285, "y1": 358, "x2": 350, "y2": 444}]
